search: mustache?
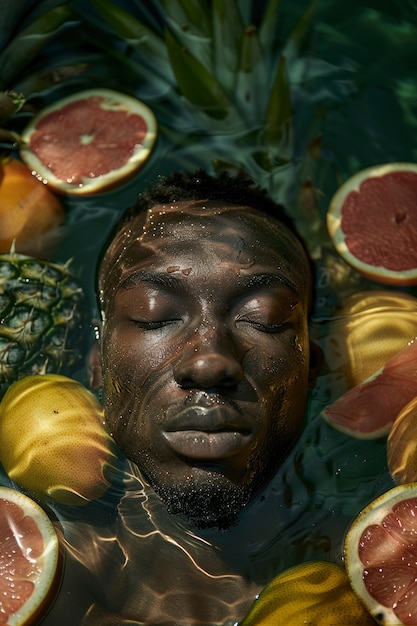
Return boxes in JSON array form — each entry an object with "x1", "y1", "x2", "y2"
[{"x1": 163, "y1": 391, "x2": 253, "y2": 432}]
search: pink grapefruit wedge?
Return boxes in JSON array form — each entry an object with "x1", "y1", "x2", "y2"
[
  {"x1": 0, "y1": 487, "x2": 62, "y2": 625},
  {"x1": 327, "y1": 163, "x2": 417, "y2": 286},
  {"x1": 19, "y1": 89, "x2": 157, "y2": 195},
  {"x1": 344, "y1": 483, "x2": 417, "y2": 625},
  {"x1": 322, "y1": 338, "x2": 417, "y2": 439}
]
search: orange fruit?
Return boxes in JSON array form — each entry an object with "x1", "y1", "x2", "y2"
[
  {"x1": 0, "y1": 374, "x2": 118, "y2": 506},
  {"x1": 241, "y1": 561, "x2": 375, "y2": 625},
  {"x1": 387, "y1": 396, "x2": 417, "y2": 485},
  {"x1": 327, "y1": 163, "x2": 417, "y2": 286},
  {"x1": 324, "y1": 290, "x2": 417, "y2": 390},
  {"x1": 0, "y1": 486, "x2": 62, "y2": 625},
  {"x1": 20, "y1": 88, "x2": 157, "y2": 195},
  {"x1": 322, "y1": 337, "x2": 417, "y2": 439},
  {"x1": 344, "y1": 483, "x2": 417, "y2": 625},
  {"x1": 0, "y1": 159, "x2": 65, "y2": 257}
]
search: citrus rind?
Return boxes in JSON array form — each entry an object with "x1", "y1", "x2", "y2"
[
  {"x1": 327, "y1": 162, "x2": 417, "y2": 286},
  {"x1": 241, "y1": 560, "x2": 375, "y2": 625},
  {"x1": 387, "y1": 396, "x2": 417, "y2": 485},
  {"x1": 0, "y1": 158, "x2": 65, "y2": 257},
  {"x1": 322, "y1": 337, "x2": 417, "y2": 440},
  {"x1": 0, "y1": 486, "x2": 62, "y2": 625},
  {"x1": 0, "y1": 374, "x2": 118, "y2": 506},
  {"x1": 323, "y1": 289, "x2": 417, "y2": 390},
  {"x1": 344, "y1": 483, "x2": 417, "y2": 625},
  {"x1": 19, "y1": 88, "x2": 157, "y2": 195}
]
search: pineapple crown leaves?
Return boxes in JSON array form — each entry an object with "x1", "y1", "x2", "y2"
[
  {"x1": 0, "y1": 0, "x2": 37, "y2": 50},
  {"x1": 0, "y1": 93, "x2": 25, "y2": 129},
  {"x1": 0, "y1": 2, "x2": 76, "y2": 92},
  {"x1": 0, "y1": 0, "x2": 97, "y2": 129},
  {"x1": 79, "y1": 0, "x2": 317, "y2": 167},
  {"x1": 87, "y1": 0, "x2": 175, "y2": 85}
]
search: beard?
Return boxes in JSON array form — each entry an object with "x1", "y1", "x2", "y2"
[{"x1": 150, "y1": 473, "x2": 253, "y2": 531}]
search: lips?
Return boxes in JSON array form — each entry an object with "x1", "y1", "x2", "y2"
[{"x1": 162, "y1": 405, "x2": 253, "y2": 460}]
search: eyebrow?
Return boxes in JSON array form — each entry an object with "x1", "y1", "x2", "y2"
[
  {"x1": 236, "y1": 272, "x2": 300, "y2": 295},
  {"x1": 120, "y1": 271, "x2": 184, "y2": 291},
  {"x1": 119, "y1": 270, "x2": 300, "y2": 296}
]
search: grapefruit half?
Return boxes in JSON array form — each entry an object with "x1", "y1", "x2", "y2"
[
  {"x1": 344, "y1": 484, "x2": 417, "y2": 625},
  {"x1": 0, "y1": 487, "x2": 62, "y2": 625},
  {"x1": 327, "y1": 163, "x2": 417, "y2": 286},
  {"x1": 19, "y1": 89, "x2": 157, "y2": 195}
]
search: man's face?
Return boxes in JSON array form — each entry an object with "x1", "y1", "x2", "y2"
[{"x1": 99, "y1": 200, "x2": 312, "y2": 528}]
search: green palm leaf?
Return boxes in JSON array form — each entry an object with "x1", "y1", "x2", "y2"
[
  {"x1": 212, "y1": 0, "x2": 244, "y2": 88},
  {"x1": 165, "y1": 28, "x2": 236, "y2": 122},
  {"x1": 89, "y1": 0, "x2": 173, "y2": 81},
  {"x1": 0, "y1": 4, "x2": 74, "y2": 91},
  {"x1": 161, "y1": 0, "x2": 211, "y2": 37}
]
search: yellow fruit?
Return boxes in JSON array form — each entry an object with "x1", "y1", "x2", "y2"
[
  {"x1": 344, "y1": 484, "x2": 417, "y2": 625},
  {"x1": 241, "y1": 561, "x2": 375, "y2": 625},
  {"x1": 327, "y1": 162, "x2": 417, "y2": 286},
  {"x1": 0, "y1": 158, "x2": 65, "y2": 257},
  {"x1": 0, "y1": 374, "x2": 118, "y2": 505},
  {"x1": 0, "y1": 486, "x2": 62, "y2": 625},
  {"x1": 324, "y1": 290, "x2": 417, "y2": 389},
  {"x1": 387, "y1": 396, "x2": 417, "y2": 484}
]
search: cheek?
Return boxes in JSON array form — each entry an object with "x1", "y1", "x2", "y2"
[
  {"x1": 102, "y1": 325, "x2": 172, "y2": 383},
  {"x1": 254, "y1": 329, "x2": 310, "y2": 436},
  {"x1": 255, "y1": 328, "x2": 309, "y2": 389},
  {"x1": 100, "y1": 327, "x2": 179, "y2": 434}
]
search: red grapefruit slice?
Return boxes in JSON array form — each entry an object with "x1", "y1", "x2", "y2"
[
  {"x1": 327, "y1": 163, "x2": 417, "y2": 286},
  {"x1": 19, "y1": 89, "x2": 157, "y2": 195},
  {"x1": 0, "y1": 487, "x2": 62, "y2": 625},
  {"x1": 322, "y1": 338, "x2": 417, "y2": 439},
  {"x1": 344, "y1": 484, "x2": 417, "y2": 625}
]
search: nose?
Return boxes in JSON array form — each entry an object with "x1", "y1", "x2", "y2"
[{"x1": 173, "y1": 330, "x2": 244, "y2": 390}]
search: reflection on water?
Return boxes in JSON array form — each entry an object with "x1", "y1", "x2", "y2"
[
  {"x1": 38, "y1": 395, "x2": 394, "y2": 625},
  {"x1": 0, "y1": 214, "x2": 410, "y2": 625}
]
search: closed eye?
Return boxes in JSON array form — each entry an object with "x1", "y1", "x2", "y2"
[
  {"x1": 133, "y1": 319, "x2": 181, "y2": 330},
  {"x1": 236, "y1": 318, "x2": 286, "y2": 333}
]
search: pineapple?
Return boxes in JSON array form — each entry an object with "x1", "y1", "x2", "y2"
[
  {"x1": 0, "y1": 252, "x2": 88, "y2": 398},
  {"x1": 0, "y1": 3, "x2": 95, "y2": 398}
]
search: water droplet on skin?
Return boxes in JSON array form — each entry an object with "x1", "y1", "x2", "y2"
[{"x1": 295, "y1": 336, "x2": 303, "y2": 352}]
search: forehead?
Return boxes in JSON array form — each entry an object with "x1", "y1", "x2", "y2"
[{"x1": 99, "y1": 200, "x2": 310, "y2": 303}]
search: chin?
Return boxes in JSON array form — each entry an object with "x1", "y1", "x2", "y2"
[{"x1": 148, "y1": 469, "x2": 254, "y2": 531}]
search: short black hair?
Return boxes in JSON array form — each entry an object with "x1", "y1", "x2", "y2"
[
  {"x1": 118, "y1": 169, "x2": 298, "y2": 237},
  {"x1": 97, "y1": 169, "x2": 314, "y2": 311}
]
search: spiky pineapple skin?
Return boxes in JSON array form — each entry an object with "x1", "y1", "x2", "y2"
[{"x1": 0, "y1": 253, "x2": 88, "y2": 397}]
